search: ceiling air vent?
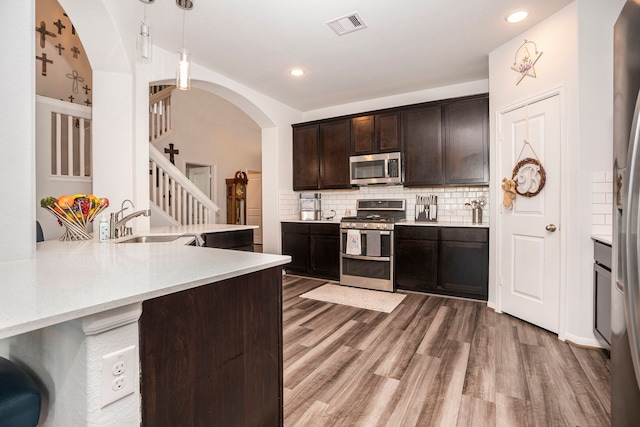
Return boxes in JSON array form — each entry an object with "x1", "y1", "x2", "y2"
[{"x1": 326, "y1": 12, "x2": 367, "y2": 36}]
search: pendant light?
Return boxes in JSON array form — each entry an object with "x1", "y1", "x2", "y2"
[
  {"x1": 176, "y1": 0, "x2": 193, "y2": 90},
  {"x1": 137, "y1": 0, "x2": 154, "y2": 63}
]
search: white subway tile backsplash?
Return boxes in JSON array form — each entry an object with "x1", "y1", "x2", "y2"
[
  {"x1": 593, "y1": 224, "x2": 611, "y2": 235},
  {"x1": 605, "y1": 171, "x2": 614, "y2": 183},
  {"x1": 591, "y1": 171, "x2": 613, "y2": 237},
  {"x1": 280, "y1": 185, "x2": 489, "y2": 223},
  {"x1": 592, "y1": 182, "x2": 612, "y2": 193},
  {"x1": 592, "y1": 204, "x2": 612, "y2": 215}
]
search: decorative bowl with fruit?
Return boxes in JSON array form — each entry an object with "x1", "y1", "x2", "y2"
[{"x1": 40, "y1": 194, "x2": 109, "y2": 241}]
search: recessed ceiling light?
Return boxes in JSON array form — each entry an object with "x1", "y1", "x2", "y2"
[
  {"x1": 506, "y1": 9, "x2": 529, "y2": 23},
  {"x1": 290, "y1": 69, "x2": 305, "y2": 77}
]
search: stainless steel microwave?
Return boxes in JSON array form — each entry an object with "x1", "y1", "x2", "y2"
[{"x1": 350, "y1": 152, "x2": 403, "y2": 186}]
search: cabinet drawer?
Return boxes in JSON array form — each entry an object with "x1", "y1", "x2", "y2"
[
  {"x1": 310, "y1": 223, "x2": 339, "y2": 236},
  {"x1": 281, "y1": 222, "x2": 309, "y2": 234},
  {"x1": 594, "y1": 241, "x2": 612, "y2": 270},
  {"x1": 441, "y1": 228, "x2": 487, "y2": 243},
  {"x1": 395, "y1": 226, "x2": 438, "y2": 240}
]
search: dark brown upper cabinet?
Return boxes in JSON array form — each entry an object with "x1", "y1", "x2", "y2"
[
  {"x1": 350, "y1": 111, "x2": 401, "y2": 155},
  {"x1": 292, "y1": 119, "x2": 350, "y2": 190},
  {"x1": 402, "y1": 105, "x2": 444, "y2": 186},
  {"x1": 403, "y1": 94, "x2": 489, "y2": 187},
  {"x1": 444, "y1": 97, "x2": 489, "y2": 185},
  {"x1": 319, "y1": 120, "x2": 351, "y2": 189},
  {"x1": 292, "y1": 124, "x2": 319, "y2": 190},
  {"x1": 292, "y1": 93, "x2": 488, "y2": 191}
]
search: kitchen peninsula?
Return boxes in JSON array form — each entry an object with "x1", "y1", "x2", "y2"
[{"x1": 0, "y1": 224, "x2": 290, "y2": 426}]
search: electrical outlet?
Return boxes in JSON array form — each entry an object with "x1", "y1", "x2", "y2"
[
  {"x1": 112, "y1": 361, "x2": 126, "y2": 376},
  {"x1": 112, "y1": 376, "x2": 126, "y2": 391},
  {"x1": 101, "y1": 345, "x2": 136, "y2": 408}
]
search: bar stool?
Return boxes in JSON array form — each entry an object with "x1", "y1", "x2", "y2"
[
  {"x1": 36, "y1": 221, "x2": 44, "y2": 243},
  {"x1": 0, "y1": 357, "x2": 41, "y2": 427}
]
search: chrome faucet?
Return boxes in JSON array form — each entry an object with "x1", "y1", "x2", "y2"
[
  {"x1": 180, "y1": 233, "x2": 205, "y2": 247},
  {"x1": 110, "y1": 199, "x2": 151, "y2": 239}
]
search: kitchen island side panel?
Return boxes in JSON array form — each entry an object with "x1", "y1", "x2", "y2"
[{"x1": 139, "y1": 266, "x2": 283, "y2": 427}]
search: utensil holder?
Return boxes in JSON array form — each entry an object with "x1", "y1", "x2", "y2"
[
  {"x1": 472, "y1": 207, "x2": 482, "y2": 224},
  {"x1": 415, "y1": 195, "x2": 438, "y2": 222}
]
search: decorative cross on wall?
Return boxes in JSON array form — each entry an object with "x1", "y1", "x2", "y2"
[
  {"x1": 53, "y1": 19, "x2": 65, "y2": 34},
  {"x1": 35, "y1": 21, "x2": 56, "y2": 49},
  {"x1": 66, "y1": 70, "x2": 85, "y2": 94},
  {"x1": 63, "y1": 14, "x2": 76, "y2": 34},
  {"x1": 35, "y1": 53, "x2": 53, "y2": 76},
  {"x1": 70, "y1": 46, "x2": 80, "y2": 59},
  {"x1": 68, "y1": 95, "x2": 75, "y2": 103},
  {"x1": 54, "y1": 43, "x2": 65, "y2": 55},
  {"x1": 84, "y1": 99, "x2": 92, "y2": 107},
  {"x1": 82, "y1": 85, "x2": 91, "y2": 95},
  {"x1": 164, "y1": 143, "x2": 179, "y2": 164}
]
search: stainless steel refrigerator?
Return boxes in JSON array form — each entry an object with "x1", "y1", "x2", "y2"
[{"x1": 613, "y1": 1, "x2": 640, "y2": 425}]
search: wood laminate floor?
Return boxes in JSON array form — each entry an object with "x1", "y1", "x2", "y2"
[{"x1": 282, "y1": 275, "x2": 611, "y2": 427}]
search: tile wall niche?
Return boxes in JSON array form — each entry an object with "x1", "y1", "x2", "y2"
[
  {"x1": 280, "y1": 186, "x2": 490, "y2": 223},
  {"x1": 592, "y1": 171, "x2": 613, "y2": 236}
]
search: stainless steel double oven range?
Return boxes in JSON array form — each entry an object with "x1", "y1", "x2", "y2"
[{"x1": 339, "y1": 199, "x2": 405, "y2": 292}]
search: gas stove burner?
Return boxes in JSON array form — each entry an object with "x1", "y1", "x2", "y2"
[
  {"x1": 341, "y1": 199, "x2": 406, "y2": 229},
  {"x1": 340, "y1": 215, "x2": 398, "y2": 223}
]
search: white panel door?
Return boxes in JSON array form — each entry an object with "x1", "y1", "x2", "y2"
[
  {"x1": 188, "y1": 166, "x2": 212, "y2": 199},
  {"x1": 499, "y1": 94, "x2": 561, "y2": 333},
  {"x1": 246, "y1": 171, "x2": 262, "y2": 245}
]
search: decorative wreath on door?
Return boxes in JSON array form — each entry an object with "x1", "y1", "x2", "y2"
[{"x1": 511, "y1": 140, "x2": 546, "y2": 197}]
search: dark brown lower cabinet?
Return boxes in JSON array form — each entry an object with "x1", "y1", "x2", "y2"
[
  {"x1": 395, "y1": 226, "x2": 488, "y2": 300},
  {"x1": 281, "y1": 222, "x2": 339, "y2": 281},
  {"x1": 310, "y1": 224, "x2": 340, "y2": 280},
  {"x1": 281, "y1": 222, "x2": 310, "y2": 275},
  {"x1": 394, "y1": 226, "x2": 438, "y2": 293},
  {"x1": 203, "y1": 229, "x2": 254, "y2": 251},
  {"x1": 139, "y1": 267, "x2": 283, "y2": 427},
  {"x1": 440, "y1": 228, "x2": 489, "y2": 299}
]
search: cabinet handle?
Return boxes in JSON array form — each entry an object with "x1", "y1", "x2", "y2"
[{"x1": 546, "y1": 224, "x2": 557, "y2": 232}]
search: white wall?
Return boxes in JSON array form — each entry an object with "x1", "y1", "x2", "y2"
[
  {"x1": 302, "y1": 80, "x2": 488, "y2": 122},
  {"x1": 488, "y1": 0, "x2": 625, "y2": 346},
  {"x1": 35, "y1": 0, "x2": 92, "y2": 104},
  {"x1": 153, "y1": 88, "x2": 262, "y2": 221},
  {"x1": 0, "y1": 1, "x2": 36, "y2": 260}
]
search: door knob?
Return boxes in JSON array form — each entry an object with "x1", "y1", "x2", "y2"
[{"x1": 546, "y1": 224, "x2": 557, "y2": 232}]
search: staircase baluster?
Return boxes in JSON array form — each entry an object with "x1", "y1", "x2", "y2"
[
  {"x1": 170, "y1": 177, "x2": 176, "y2": 219},
  {"x1": 55, "y1": 112, "x2": 62, "y2": 175},
  {"x1": 79, "y1": 117, "x2": 85, "y2": 177},
  {"x1": 66, "y1": 114, "x2": 73, "y2": 176},
  {"x1": 166, "y1": 97, "x2": 172, "y2": 134}
]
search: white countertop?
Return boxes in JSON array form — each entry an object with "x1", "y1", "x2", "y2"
[
  {"x1": 281, "y1": 219, "x2": 340, "y2": 224},
  {"x1": 0, "y1": 225, "x2": 289, "y2": 340},
  {"x1": 143, "y1": 223, "x2": 257, "y2": 234},
  {"x1": 400, "y1": 220, "x2": 489, "y2": 228},
  {"x1": 591, "y1": 234, "x2": 613, "y2": 246},
  {"x1": 281, "y1": 219, "x2": 488, "y2": 228}
]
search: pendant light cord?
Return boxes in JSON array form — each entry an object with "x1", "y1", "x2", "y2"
[{"x1": 181, "y1": 9, "x2": 186, "y2": 49}]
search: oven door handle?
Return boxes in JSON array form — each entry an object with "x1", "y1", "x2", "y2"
[
  {"x1": 340, "y1": 230, "x2": 392, "y2": 235},
  {"x1": 340, "y1": 253, "x2": 391, "y2": 262}
]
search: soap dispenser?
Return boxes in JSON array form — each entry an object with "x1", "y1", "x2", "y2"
[{"x1": 99, "y1": 215, "x2": 109, "y2": 242}]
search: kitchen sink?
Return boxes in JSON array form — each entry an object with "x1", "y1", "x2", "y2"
[{"x1": 118, "y1": 235, "x2": 181, "y2": 243}]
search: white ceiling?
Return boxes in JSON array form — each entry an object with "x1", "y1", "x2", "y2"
[{"x1": 137, "y1": 0, "x2": 573, "y2": 112}]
